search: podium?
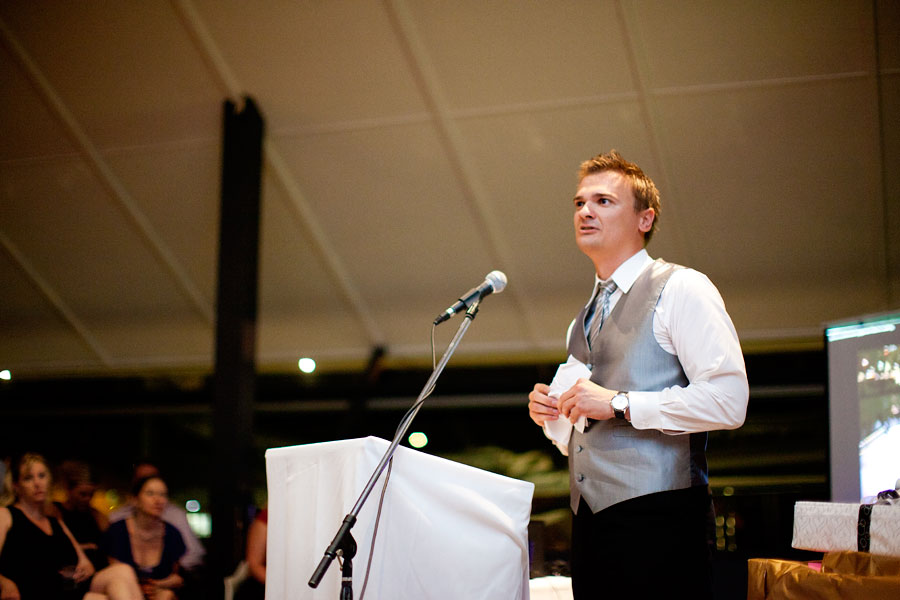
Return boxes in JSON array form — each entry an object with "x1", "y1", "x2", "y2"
[{"x1": 265, "y1": 437, "x2": 535, "y2": 600}]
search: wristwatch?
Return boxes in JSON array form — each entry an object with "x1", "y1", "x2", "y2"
[{"x1": 610, "y1": 391, "x2": 629, "y2": 420}]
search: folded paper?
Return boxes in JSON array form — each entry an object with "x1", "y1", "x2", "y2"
[{"x1": 543, "y1": 355, "x2": 592, "y2": 454}]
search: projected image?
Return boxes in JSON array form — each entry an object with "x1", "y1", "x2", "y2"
[{"x1": 857, "y1": 343, "x2": 900, "y2": 498}]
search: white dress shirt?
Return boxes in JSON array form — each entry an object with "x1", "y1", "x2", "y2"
[{"x1": 569, "y1": 249, "x2": 748, "y2": 435}]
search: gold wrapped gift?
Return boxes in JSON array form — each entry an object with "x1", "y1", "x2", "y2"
[{"x1": 747, "y1": 551, "x2": 900, "y2": 599}]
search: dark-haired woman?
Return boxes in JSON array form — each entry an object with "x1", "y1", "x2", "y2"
[{"x1": 103, "y1": 476, "x2": 185, "y2": 600}]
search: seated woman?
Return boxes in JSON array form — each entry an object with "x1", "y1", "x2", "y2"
[
  {"x1": 54, "y1": 460, "x2": 109, "y2": 571},
  {"x1": 103, "y1": 476, "x2": 185, "y2": 600},
  {"x1": 0, "y1": 452, "x2": 142, "y2": 600}
]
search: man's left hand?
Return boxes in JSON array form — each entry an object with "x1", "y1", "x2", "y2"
[{"x1": 557, "y1": 378, "x2": 616, "y2": 422}]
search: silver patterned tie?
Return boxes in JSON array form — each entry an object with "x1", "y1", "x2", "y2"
[{"x1": 587, "y1": 280, "x2": 617, "y2": 350}]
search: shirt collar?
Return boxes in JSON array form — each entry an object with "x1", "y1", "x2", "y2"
[{"x1": 592, "y1": 248, "x2": 653, "y2": 294}]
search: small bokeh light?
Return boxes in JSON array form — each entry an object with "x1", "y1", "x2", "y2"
[
  {"x1": 185, "y1": 499, "x2": 201, "y2": 513},
  {"x1": 0, "y1": 370, "x2": 10, "y2": 381},
  {"x1": 298, "y1": 357, "x2": 316, "y2": 374},
  {"x1": 186, "y1": 512, "x2": 212, "y2": 538},
  {"x1": 408, "y1": 432, "x2": 428, "y2": 449},
  {"x1": 104, "y1": 490, "x2": 120, "y2": 511}
]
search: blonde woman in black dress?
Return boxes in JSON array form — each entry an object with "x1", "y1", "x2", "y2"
[{"x1": 0, "y1": 453, "x2": 142, "y2": 600}]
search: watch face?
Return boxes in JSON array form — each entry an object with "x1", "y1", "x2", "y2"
[{"x1": 612, "y1": 393, "x2": 628, "y2": 411}]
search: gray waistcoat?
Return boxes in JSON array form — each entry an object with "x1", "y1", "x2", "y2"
[{"x1": 567, "y1": 259, "x2": 708, "y2": 513}]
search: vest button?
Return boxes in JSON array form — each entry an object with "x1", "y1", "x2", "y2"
[
  {"x1": 576, "y1": 445, "x2": 583, "y2": 453},
  {"x1": 576, "y1": 474, "x2": 585, "y2": 482}
]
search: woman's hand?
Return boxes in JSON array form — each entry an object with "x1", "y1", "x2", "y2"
[
  {"x1": 142, "y1": 572, "x2": 183, "y2": 595},
  {"x1": 73, "y1": 555, "x2": 95, "y2": 583}
]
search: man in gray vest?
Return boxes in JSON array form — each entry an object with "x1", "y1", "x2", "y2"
[{"x1": 528, "y1": 150, "x2": 748, "y2": 598}]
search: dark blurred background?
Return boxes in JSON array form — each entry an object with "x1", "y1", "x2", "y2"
[{"x1": 0, "y1": 346, "x2": 828, "y2": 597}]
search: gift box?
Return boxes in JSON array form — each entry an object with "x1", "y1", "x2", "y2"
[
  {"x1": 792, "y1": 501, "x2": 900, "y2": 556},
  {"x1": 748, "y1": 551, "x2": 900, "y2": 599}
]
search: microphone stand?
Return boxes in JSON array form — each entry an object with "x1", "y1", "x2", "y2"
[{"x1": 308, "y1": 301, "x2": 483, "y2": 596}]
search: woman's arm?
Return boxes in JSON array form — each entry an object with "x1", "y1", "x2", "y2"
[
  {"x1": 0, "y1": 508, "x2": 11, "y2": 552},
  {"x1": 58, "y1": 517, "x2": 95, "y2": 582},
  {"x1": 151, "y1": 570, "x2": 183, "y2": 590},
  {"x1": 0, "y1": 575, "x2": 19, "y2": 600},
  {"x1": 0, "y1": 508, "x2": 20, "y2": 600},
  {"x1": 245, "y1": 518, "x2": 267, "y2": 584}
]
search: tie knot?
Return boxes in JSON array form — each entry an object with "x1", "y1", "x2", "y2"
[{"x1": 598, "y1": 280, "x2": 617, "y2": 299}]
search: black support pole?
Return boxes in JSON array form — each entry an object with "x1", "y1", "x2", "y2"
[{"x1": 210, "y1": 96, "x2": 264, "y2": 589}]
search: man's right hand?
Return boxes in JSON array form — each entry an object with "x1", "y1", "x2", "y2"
[{"x1": 528, "y1": 383, "x2": 559, "y2": 426}]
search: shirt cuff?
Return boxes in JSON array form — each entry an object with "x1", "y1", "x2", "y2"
[
  {"x1": 627, "y1": 390, "x2": 657, "y2": 430},
  {"x1": 628, "y1": 390, "x2": 689, "y2": 435}
]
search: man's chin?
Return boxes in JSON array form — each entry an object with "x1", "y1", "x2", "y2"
[{"x1": 575, "y1": 236, "x2": 603, "y2": 254}]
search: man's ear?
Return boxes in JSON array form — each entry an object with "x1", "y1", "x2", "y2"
[{"x1": 638, "y1": 208, "x2": 655, "y2": 233}]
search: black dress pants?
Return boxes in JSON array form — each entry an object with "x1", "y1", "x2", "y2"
[{"x1": 570, "y1": 485, "x2": 714, "y2": 599}]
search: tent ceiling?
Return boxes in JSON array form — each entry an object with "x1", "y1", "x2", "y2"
[{"x1": 1, "y1": 1, "x2": 898, "y2": 377}]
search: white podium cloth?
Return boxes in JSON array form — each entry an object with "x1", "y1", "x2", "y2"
[
  {"x1": 265, "y1": 437, "x2": 535, "y2": 600},
  {"x1": 528, "y1": 576, "x2": 574, "y2": 600}
]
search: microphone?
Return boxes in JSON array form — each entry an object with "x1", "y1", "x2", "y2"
[{"x1": 434, "y1": 270, "x2": 507, "y2": 325}]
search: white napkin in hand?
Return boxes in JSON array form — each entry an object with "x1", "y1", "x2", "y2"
[{"x1": 543, "y1": 355, "x2": 592, "y2": 453}]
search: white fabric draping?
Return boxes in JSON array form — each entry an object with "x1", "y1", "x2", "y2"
[
  {"x1": 528, "y1": 576, "x2": 574, "y2": 600},
  {"x1": 265, "y1": 437, "x2": 535, "y2": 599}
]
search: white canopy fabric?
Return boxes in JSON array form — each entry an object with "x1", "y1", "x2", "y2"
[
  {"x1": 266, "y1": 436, "x2": 535, "y2": 599},
  {"x1": 2, "y1": 3, "x2": 898, "y2": 377}
]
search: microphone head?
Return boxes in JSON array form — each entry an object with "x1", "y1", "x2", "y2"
[{"x1": 485, "y1": 270, "x2": 508, "y2": 294}]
